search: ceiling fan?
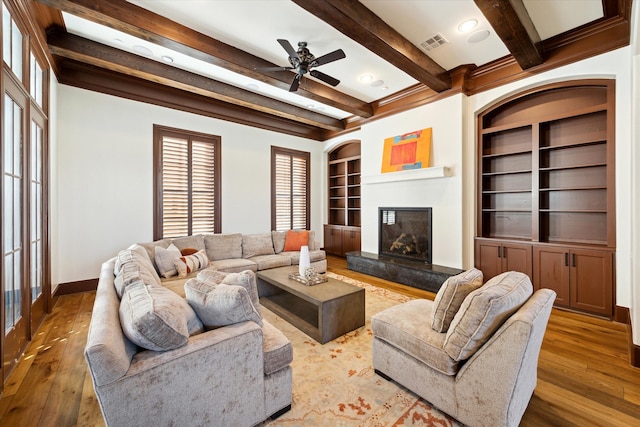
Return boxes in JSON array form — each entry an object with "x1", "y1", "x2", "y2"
[{"x1": 257, "y1": 39, "x2": 346, "y2": 92}]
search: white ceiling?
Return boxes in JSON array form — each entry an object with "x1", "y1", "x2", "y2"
[{"x1": 61, "y1": 1, "x2": 604, "y2": 120}]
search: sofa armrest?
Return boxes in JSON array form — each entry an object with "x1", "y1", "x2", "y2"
[{"x1": 95, "y1": 321, "x2": 267, "y2": 427}]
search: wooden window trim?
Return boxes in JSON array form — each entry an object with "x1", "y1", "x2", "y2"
[
  {"x1": 271, "y1": 146, "x2": 310, "y2": 231},
  {"x1": 153, "y1": 124, "x2": 221, "y2": 240}
]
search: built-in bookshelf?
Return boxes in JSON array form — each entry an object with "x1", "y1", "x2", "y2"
[{"x1": 475, "y1": 80, "x2": 615, "y2": 317}]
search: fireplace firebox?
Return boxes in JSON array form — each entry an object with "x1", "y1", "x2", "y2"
[{"x1": 378, "y1": 207, "x2": 432, "y2": 264}]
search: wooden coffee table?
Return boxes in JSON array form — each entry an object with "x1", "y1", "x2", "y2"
[{"x1": 256, "y1": 266, "x2": 365, "y2": 344}]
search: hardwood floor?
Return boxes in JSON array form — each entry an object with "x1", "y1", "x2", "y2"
[{"x1": 1, "y1": 255, "x2": 639, "y2": 426}]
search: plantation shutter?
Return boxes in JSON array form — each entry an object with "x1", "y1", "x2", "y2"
[
  {"x1": 272, "y1": 147, "x2": 310, "y2": 231},
  {"x1": 154, "y1": 126, "x2": 221, "y2": 240}
]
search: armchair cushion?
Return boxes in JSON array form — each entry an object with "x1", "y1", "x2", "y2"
[
  {"x1": 371, "y1": 299, "x2": 459, "y2": 375},
  {"x1": 119, "y1": 280, "x2": 203, "y2": 351},
  {"x1": 220, "y1": 270, "x2": 263, "y2": 318},
  {"x1": 114, "y1": 262, "x2": 159, "y2": 298},
  {"x1": 444, "y1": 271, "x2": 533, "y2": 361},
  {"x1": 431, "y1": 268, "x2": 483, "y2": 333}
]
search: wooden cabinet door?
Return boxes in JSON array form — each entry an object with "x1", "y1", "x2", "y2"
[
  {"x1": 323, "y1": 225, "x2": 343, "y2": 256},
  {"x1": 502, "y1": 243, "x2": 533, "y2": 277},
  {"x1": 570, "y1": 249, "x2": 613, "y2": 316},
  {"x1": 474, "y1": 239, "x2": 503, "y2": 282},
  {"x1": 534, "y1": 246, "x2": 570, "y2": 307},
  {"x1": 342, "y1": 227, "x2": 361, "y2": 254}
]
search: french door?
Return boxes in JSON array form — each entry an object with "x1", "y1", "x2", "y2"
[{"x1": 2, "y1": 74, "x2": 48, "y2": 381}]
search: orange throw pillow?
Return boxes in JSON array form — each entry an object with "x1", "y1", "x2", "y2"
[{"x1": 283, "y1": 230, "x2": 309, "y2": 252}]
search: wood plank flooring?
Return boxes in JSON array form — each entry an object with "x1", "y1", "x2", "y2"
[{"x1": 1, "y1": 255, "x2": 639, "y2": 426}]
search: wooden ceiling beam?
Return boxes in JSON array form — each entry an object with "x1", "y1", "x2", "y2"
[
  {"x1": 33, "y1": 0, "x2": 373, "y2": 118},
  {"x1": 291, "y1": 0, "x2": 451, "y2": 93},
  {"x1": 474, "y1": 0, "x2": 543, "y2": 69},
  {"x1": 47, "y1": 29, "x2": 344, "y2": 131}
]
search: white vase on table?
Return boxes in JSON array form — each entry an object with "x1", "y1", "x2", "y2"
[{"x1": 299, "y1": 245, "x2": 311, "y2": 277}]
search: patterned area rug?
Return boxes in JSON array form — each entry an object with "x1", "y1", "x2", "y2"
[{"x1": 261, "y1": 273, "x2": 461, "y2": 426}]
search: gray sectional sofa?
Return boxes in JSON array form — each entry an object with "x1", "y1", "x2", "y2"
[{"x1": 85, "y1": 230, "x2": 325, "y2": 426}]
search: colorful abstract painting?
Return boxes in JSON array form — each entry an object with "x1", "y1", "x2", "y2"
[{"x1": 381, "y1": 128, "x2": 432, "y2": 173}]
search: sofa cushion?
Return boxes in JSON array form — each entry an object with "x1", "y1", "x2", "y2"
[
  {"x1": 210, "y1": 258, "x2": 258, "y2": 273},
  {"x1": 271, "y1": 231, "x2": 287, "y2": 253},
  {"x1": 184, "y1": 279, "x2": 262, "y2": 329},
  {"x1": 284, "y1": 249, "x2": 325, "y2": 265},
  {"x1": 119, "y1": 280, "x2": 203, "y2": 351},
  {"x1": 114, "y1": 262, "x2": 159, "y2": 298},
  {"x1": 283, "y1": 229, "x2": 309, "y2": 251},
  {"x1": 262, "y1": 320, "x2": 293, "y2": 375},
  {"x1": 431, "y1": 268, "x2": 484, "y2": 333},
  {"x1": 444, "y1": 271, "x2": 533, "y2": 361},
  {"x1": 155, "y1": 243, "x2": 182, "y2": 278},
  {"x1": 220, "y1": 270, "x2": 262, "y2": 318},
  {"x1": 371, "y1": 299, "x2": 459, "y2": 375},
  {"x1": 114, "y1": 248, "x2": 161, "y2": 286},
  {"x1": 171, "y1": 234, "x2": 205, "y2": 252},
  {"x1": 204, "y1": 233, "x2": 243, "y2": 261},
  {"x1": 173, "y1": 249, "x2": 209, "y2": 278},
  {"x1": 242, "y1": 233, "x2": 275, "y2": 258},
  {"x1": 249, "y1": 254, "x2": 291, "y2": 271}
]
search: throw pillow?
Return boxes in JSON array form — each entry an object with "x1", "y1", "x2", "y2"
[
  {"x1": 184, "y1": 279, "x2": 262, "y2": 329},
  {"x1": 283, "y1": 229, "x2": 309, "y2": 252},
  {"x1": 221, "y1": 270, "x2": 262, "y2": 318},
  {"x1": 180, "y1": 247, "x2": 199, "y2": 256},
  {"x1": 173, "y1": 249, "x2": 209, "y2": 278},
  {"x1": 443, "y1": 271, "x2": 533, "y2": 361},
  {"x1": 431, "y1": 268, "x2": 484, "y2": 333},
  {"x1": 242, "y1": 233, "x2": 275, "y2": 258},
  {"x1": 119, "y1": 280, "x2": 203, "y2": 351},
  {"x1": 155, "y1": 243, "x2": 182, "y2": 278}
]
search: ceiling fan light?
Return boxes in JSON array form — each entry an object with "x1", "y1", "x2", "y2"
[
  {"x1": 458, "y1": 19, "x2": 478, "y2": 33},
  {"x1": 359, "y1": 73, "x2": 374, "y2": 84}
]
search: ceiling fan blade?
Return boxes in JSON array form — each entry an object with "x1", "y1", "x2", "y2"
[
  {"x1": 277, "y1": 39, "x2": 299, "y2": 63},
  {"x1": 289, "y1": 74, "x2": 302, "y2": 92},
  {"x1": 312, "y1": 49, "x2": 346, "y2": 67},
  {"x1": 254, "y1": 66, "x2": 294, "y2": 72},
  {"x1": 309, "y1": 69, "x2": 340, "y2": 87}
]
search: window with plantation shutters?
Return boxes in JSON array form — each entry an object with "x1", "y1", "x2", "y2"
[
  {"x1": 271, "y1": 146, "x2": 310, "y2": 231},
  {"x1": 153, "y1": 125, "x2": 221, "y2": 240}
]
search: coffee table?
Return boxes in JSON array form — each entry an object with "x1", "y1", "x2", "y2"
[{"x1": 256, "y1": 266, "x2": 365, "y2": 344}]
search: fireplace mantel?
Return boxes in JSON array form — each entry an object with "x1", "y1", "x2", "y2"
[{"x1": 361, "y1": 166, "x2": 452, "y2": 185}]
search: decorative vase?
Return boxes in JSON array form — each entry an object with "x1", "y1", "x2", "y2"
[{"x1": 299, "y1": 245, "x2": 311, "y2": 277}]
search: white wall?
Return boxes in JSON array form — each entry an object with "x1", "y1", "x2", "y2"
[
  {"x1": 630, "y1": 0, "x2": 640, "y2": 347},
  {"x1": 325, "y1": 94, "x2": 466, "y2": 269},
  {"x1": 53, "y1": 86, "x2": 323, "y2": 284}
]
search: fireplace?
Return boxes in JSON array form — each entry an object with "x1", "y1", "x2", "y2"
[{"x1": 378, "y1": 207, "x2": 432, "y2": 264}]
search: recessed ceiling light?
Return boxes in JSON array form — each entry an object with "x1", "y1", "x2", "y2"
[
  {"x1": 467, "y1": 30, "x2": 491, "y2": 43},
  {"x1": 114, "y1": 38, "x2": 124, "y2": 44},
  {"x1": 306, "y1": 104, "x2": 315, "y2": 109},
  {"x1": 458, "y1": 19, "x2": 478, "y2": 33},
  {"x1": 246, "y1": 83, "x2": 259, "y2": 90},
  {"x1": 359, "y1": 73, "x2": 374, "y2": 84},
  {"x1": 132, "y1": 45, "x2": 153, "y2": 56},
  {"x1": 161, "y1": 55, "x2": 174, "y2": 63},
  {"x1": 371, "y1": 79, "x2": 384, "y2": 87}
]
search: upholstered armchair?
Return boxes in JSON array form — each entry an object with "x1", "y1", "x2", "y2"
[{"x1": 371, "y1": 270, "x2": 555, "y2": 427}]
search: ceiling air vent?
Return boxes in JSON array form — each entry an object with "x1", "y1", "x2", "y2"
[{"x1": 420, "y1": 33, "x2": 448, "y2": 52}]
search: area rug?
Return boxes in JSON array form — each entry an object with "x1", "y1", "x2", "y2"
[{"x1": 261, "y1": 272, "x2": 461, "y2": 426}]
